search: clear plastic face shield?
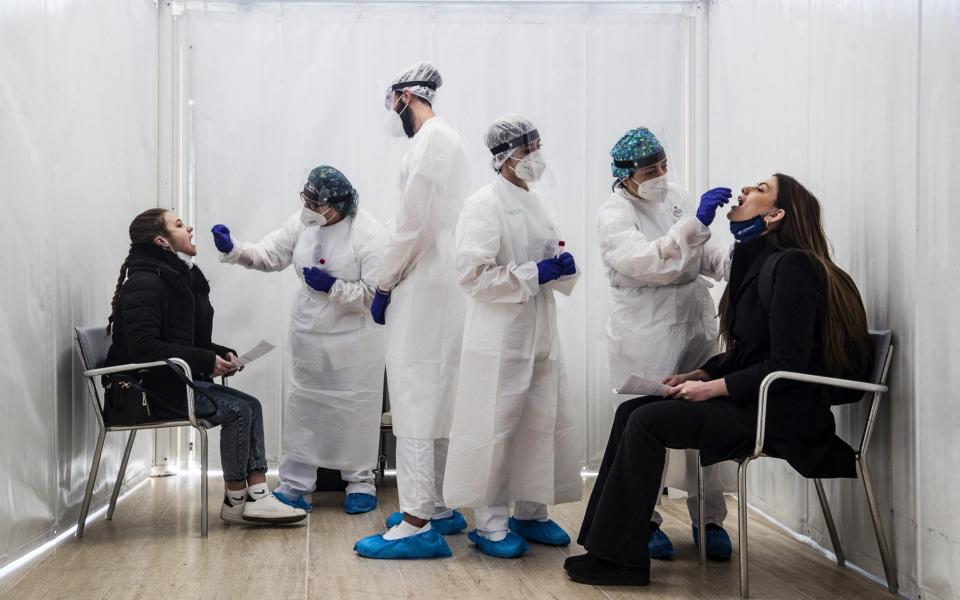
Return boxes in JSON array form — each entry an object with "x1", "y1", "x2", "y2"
[
  {"x1": 299, "y1": 179, "x2": 339, "y2": 227},
  {"x1": 382, "y1": 80, "x2": 438, "y2": 139},
  {"x1": 615, "y1": 151, "x2": 674, "y2": 202},
  {"x1": 493, "y1": 129, "x2": 557, "y2": 189}
]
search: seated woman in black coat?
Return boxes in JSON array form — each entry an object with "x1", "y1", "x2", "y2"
[
  {"x1": 566, "y1": 174, "x2": 872, "y2": 586},
  {"x1": 105, "y1": 208, "x2": 306, "y2": 526}
]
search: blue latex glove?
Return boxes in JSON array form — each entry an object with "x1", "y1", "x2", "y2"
[
  {"x1": 696, "y1": 187, "x2": 732, "y2": 226},
  {"x1": 370, "y1": 289, "x2": 391, "y2": 325},
  {"x1": 556, "y1": 252, "x2": 576, "y2": 276},
  {"x1": 302, "y1": 267, "x2": 337, "y2": 293},
  {"x1": 537, "y1": 258, "x2": 564, "y2": 284},
  {"x1": 211, "y1": 224, "x2": 233, "y2": 253}
]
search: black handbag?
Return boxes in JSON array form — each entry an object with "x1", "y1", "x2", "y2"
[{"x1": 102, "y1": 360, "x2": 215, "y2": 425}]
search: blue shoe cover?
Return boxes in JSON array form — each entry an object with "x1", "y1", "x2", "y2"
[
  {"x1": 648, "y1": 528, "x2": 674, "y2": 559},
  {"x1": 432, "y1": 511, "x2": 468, "y2": 535},
  {"x1": 508, "y1": 517, "x2": 571, "y2": 546},
  {"x1": 467, "y1": 529, "x2": 529, "y2": 558},
  {"x1": 385, "y1": 510, "x2": 467, "y2": 535},
  {"x1": 344, "y1": 493, "x2": 377, "y2": 514},
  {"x1": 693, "y1": 525, "x2": 733, "y2": 561},
  {"x1": 353, "y1": 529, "x2": 452, "y2": 559},
  {"x1": 273, "y1": 490, "x2": 313, "y2": 511}
]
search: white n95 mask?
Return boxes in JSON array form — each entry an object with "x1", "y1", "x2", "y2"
[
  {"x1": 300, "y1": 206, "x2": 329, "y2": 227},
  {"x1": 634, "y1": 174, "x2": 668, "y2": 200},
  {"x1": 513, "y1": 150, "x2": 547, "y2": 182}
]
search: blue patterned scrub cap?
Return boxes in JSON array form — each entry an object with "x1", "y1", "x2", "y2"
[
  {"x1": 610, "y1": 127, "x2": 666, "y2": 181},
  {"x1": 304, "y1": 165, "x2": 358, "y2": 217}
]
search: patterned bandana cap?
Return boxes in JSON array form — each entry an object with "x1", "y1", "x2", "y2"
[
  {"x1": 305, "y1": 165, "x2": 359, "y2": 217},
  {"x1": 609, "y1": 127, "x2": 666, "y2": 181}
]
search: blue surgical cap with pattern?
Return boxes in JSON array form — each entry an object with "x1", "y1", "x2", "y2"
[{"x1": 610, "y1": 128, "x2": 665, "y2": 181}]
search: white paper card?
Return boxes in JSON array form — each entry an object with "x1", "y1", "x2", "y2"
[
  {"x1": 614, "y1": 373, "x2": 668, "y2": 396},
  {"x1": 235, "y1": 340, "x2": 276, "y2": 366}
]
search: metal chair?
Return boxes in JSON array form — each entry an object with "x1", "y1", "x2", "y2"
[
  {"x1": 696, "y1": 330, "x2": 898, "y2": 598},
  {"x1": 74, "y1": 326, "x2": 211, "y2": 539}
]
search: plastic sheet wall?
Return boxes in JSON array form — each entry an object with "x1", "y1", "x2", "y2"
[
  {"x1": 177, "y1": 1, "x2": 705, "y2": 470},
  {"x1": 709, "y1": 1, "x2": 959, "y2": 598},
  {"x1": 0, "y1": 0, "x2": 158, "y2": 569}
]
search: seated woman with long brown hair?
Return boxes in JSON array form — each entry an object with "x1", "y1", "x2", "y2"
[
  {"x1": 105, "y1": 208, "x2": 306, "y2": 526},
  {"x1": 565, "y1": 174, "x2": 872, "y2": 586}
]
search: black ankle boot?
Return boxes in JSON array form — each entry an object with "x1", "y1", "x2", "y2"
[{"x1": 565, "y1": 553, "x2": 650, "y2": 586}]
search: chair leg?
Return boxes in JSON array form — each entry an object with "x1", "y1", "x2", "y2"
[
  {"x1": 107, "y1": 430, "x2": 137, "y2": 521},
  {"x1": 76, "y1": 428, "x2": 107, "y2": 538},
  {"x1": 858, "y1": 456, "x2": 898, "y2": 594},
  {"x1": 738, "y1": 458, "x2": 752, "y2": 599},
  {"x1": 198, "y1": 427, "x2": 209, "y2": 539},
  {"x1": 697, "y1": 452, "x2": 706, "y2": 567},
  {"x1": 813, "y1": 478, "x2": 845, "y2": 566}
]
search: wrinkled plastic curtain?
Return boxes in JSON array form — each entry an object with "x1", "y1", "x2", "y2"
[
  {"x1": 0, "y1": 0, "x2": 158, "y2": 568},
  {"x1": 179, "y1": 1, "x2": 702, "y2": 469},
  {"x1": 710, "y1": 1, "x2": 959, "y2": 598}
]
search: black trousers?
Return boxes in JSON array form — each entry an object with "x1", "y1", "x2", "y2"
[{"x1": 577, "y1": 396, "x2": 753, "y2": 567}]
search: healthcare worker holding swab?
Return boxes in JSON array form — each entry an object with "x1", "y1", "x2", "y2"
[
  {"x1": 594, "y1": 128, "x2": 734, "y2": 560},
  {"x1": 211, "y1": 165, "x2": 387, "y2": 515},
  {"x1": 353, "y1": 61, "x2": 472, "y2": 560},
  {"x1": 442, "y1": 115, "x2": 580, "y2": 559}
]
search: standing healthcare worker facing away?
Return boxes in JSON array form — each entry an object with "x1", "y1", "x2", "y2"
[
  {"x1": 211, "y1": 166, "x2": 387, "y2": 515},
  {"x1": 442, "y1": 115, "x2": 581, "y2": 559},
  {"x1": 354, "y1": 61, "x2": 472, "y2": 560},
  {"x1": 596, "y1": 128, "x2": 734, "y2": 559}
]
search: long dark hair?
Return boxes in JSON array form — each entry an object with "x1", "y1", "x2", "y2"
[
  {"x1": 718, "y1": 174, "x2": 871, "y2": 375},
  {"x1": 106, "y1": 208, "x2": 169, "y2": 333}
]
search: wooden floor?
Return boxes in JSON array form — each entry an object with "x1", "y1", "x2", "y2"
[{"x1": 0, "y1": 474, "x2": 890, "y2": 600}]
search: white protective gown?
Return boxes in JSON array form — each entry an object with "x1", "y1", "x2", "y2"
[
  {"x1": 598, "y1": 183, "x2": 731, "y2": 489},
  {"x1": 377, "y1": 116, "x2": 471, "y2": 440},
  {"x1": 443, "y1": 177, "x2": 581, "y2": 509},
  {"x1": 220, "y1": 208, "x2": 387, "y2": 470}
]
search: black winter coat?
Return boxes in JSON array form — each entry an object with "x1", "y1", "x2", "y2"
[
  {"x1": 697, "y1": 235, "x2": 871, "y2": 478},
  {"x1": 105, "y1": 242, "x2": 235, "y2": 419}
]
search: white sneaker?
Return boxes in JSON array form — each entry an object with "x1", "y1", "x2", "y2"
[
  {"x1": 220, "y1": 496, "x2": 246, "y2": 524},
  {"x1": 242, "y1": 492, "x2": 307, "y2": 525}
]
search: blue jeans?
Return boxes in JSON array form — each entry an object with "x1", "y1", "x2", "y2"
[{"x1": 193, "y1": 381, "x2": 268, "y2": 482}]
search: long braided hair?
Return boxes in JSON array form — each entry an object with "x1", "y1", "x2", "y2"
[{"x1": 106, "y1": 208, "x2": 169, "y2": 333}]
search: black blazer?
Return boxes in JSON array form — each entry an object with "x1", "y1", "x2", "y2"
[
  {"x1": 698, "y1": 235, "x2": 870, "y2": 478},
  {"x1": 105, "y1": 243, "x2": 235, "y2": 418}
]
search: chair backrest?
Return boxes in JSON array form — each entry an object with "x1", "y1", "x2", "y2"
[
  {"x1": 75, "y1": 325, "x2": 112, "y2": 371},
  {"x1": 866, "y1": 329, "x2": 893, "y2": 387}
]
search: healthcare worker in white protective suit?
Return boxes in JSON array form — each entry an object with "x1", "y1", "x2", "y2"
[
  {"x1": 353, "y1": 61, "x2": 472, "y2": 560},
  {"x1": 211, "y1": 165, "x2": 387, "y2": 515},
  {"x1": 597, "y1": 127, "x2": 735, "y2": 560},
  {"x1": 442, "y1": 115, "x2": 581, "y2": 559}
]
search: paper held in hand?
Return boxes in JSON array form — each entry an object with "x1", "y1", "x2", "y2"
[
  {"x1": 234, "y1": 340, "x2": 276, "y2": 367},
  {"x1": 614, "y1": 373, "x2": 668, "y2": 397}
]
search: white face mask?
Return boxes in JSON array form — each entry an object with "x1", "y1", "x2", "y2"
[
  {"x1": 632, "y1": 174, "x2": 668, "y2": 200},
  {"x1": 300, "y1": 205, "x2": 334, "y2": 227},
  {"x1": 512, "y1": 150, "x2": 547, "y2": 182},
  {"x1": 384, "y1": 101, "x2": 409, "y2": 138}
]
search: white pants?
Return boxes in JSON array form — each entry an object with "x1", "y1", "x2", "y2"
[
  {"x1": 474, "y1": 501, "x2": 548, "y2": 541},
  {"x1": 396, "y1": 437, "x2": 452, "y2": 521},
  {"x1": 276, "y1": 455, "x2": 376, "y2": 496},
  {"x1": 650, "y1": 459, "x2": 727, "y2": 527}
]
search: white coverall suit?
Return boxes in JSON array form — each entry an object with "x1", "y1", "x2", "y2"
[
  {"x1": 444, "y1": 177, "x2": 581, "y2": 540},
  {"x1": 598, "y1": 182, "x2": 733, "y2": 526},
  {"x1": 220, "y1": 208, "x2": 387, "y2": 496},
  {"x1": 377, "y1": 116, "x2": 472, "y2": 520}
]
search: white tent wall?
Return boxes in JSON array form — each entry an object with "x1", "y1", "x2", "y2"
[
  {"x1": 0, "y1": 0, "x2": 158, "y2": 569},
  {"x1": 175, "y1": 1, "x2": 706, "y2": 470},
  {"x1": 709, "y1": 1, "x2": 959, "y2": 598}
]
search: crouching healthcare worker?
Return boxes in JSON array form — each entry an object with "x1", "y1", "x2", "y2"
[
  {"x1": 211, "y1": 165, "x2": 388, "y2": 515},
  {"x1": 442, "y1": 115, "x2": 581, "y2": 559},
  {"x1": 594, "y1": 127, "x2": 735, "y2": 560},
  {"x1": 354, "y1": 61, "x2": 472, "y2": 560}
]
